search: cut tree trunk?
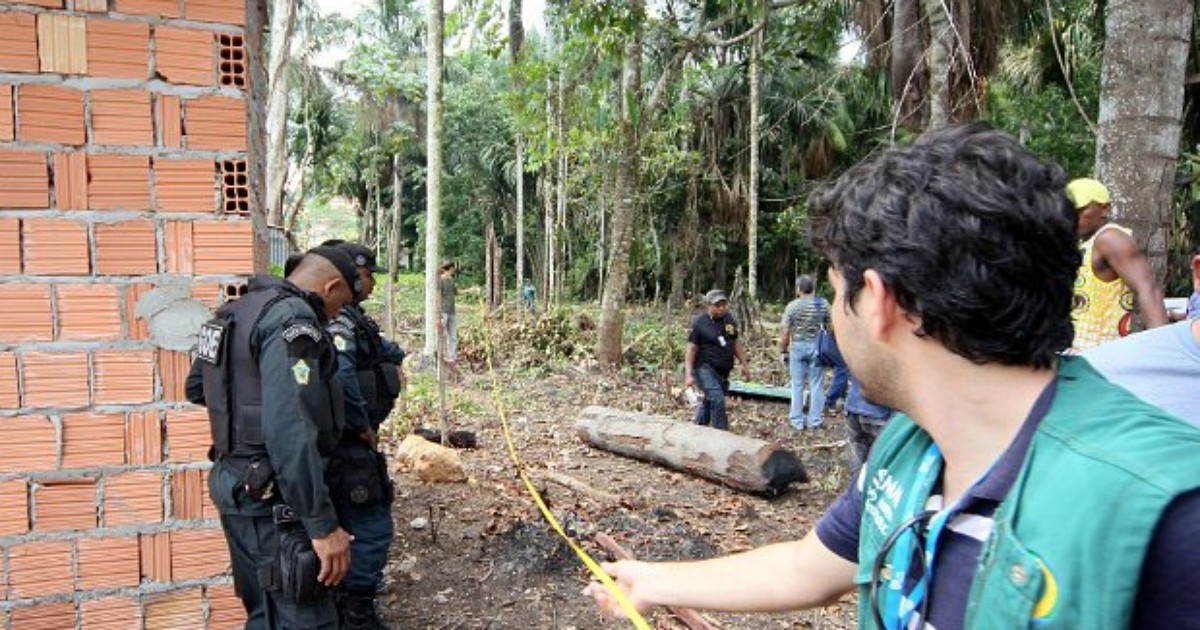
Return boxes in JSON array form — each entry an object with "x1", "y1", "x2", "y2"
[
  {"x1": 1095, "y1": 0, "x2": 1193, "y2": 285},
  {"x1": 575, "y1": 406, "x2": 808, "y2": 496}
]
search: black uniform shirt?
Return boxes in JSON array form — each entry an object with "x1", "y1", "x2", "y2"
[{"x1": 688, "y1": 312, "x2": 740, "y2": 375}]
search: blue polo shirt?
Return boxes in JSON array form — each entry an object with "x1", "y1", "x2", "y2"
[{"x1": 816, "y1": 381, "x2": 1200, "y2": 629}]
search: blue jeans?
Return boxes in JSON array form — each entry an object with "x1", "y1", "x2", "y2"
[
  {"x1": 334, "y1": 500, "x2": 395, "y2": 593},
  {"x1": 826, "y1": 365, "x2": 849, "y2": 407},
  {"x1": 789, "y1": 341, "x2": 826, "y2": 429},
  {"x1": 693, "y1": 365, "x2": 730, "y2": 431}
]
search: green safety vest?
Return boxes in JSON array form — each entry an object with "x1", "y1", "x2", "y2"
[{"x1": 854, "y1": 356, "x2": 1200, "y2": 629}]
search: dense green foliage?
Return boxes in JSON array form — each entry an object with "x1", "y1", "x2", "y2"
[{"x1": 289, "y1": 0, "x2": 1199, "y2": 304}]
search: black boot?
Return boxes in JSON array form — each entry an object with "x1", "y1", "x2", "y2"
[{"x1": 342, "y1": 591, "x2": 390, "y2": 630}]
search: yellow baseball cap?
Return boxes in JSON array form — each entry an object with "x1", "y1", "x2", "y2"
[{"x1": 1066, "y1": 178, "x2": 1110, "y2": 210}]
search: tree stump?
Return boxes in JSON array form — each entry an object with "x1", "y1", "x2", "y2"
[{"x1": 574, "y1": 406, "x2": 807, "y2": 496}]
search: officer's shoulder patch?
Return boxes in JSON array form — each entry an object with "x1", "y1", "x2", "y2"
[
  {"x1": 327, "y1": 320, "x2": 353, "y2": 338},
  {"x1": 282, "y1": 323, "x2": 322, "y2": 344},
  {"x1": 292, "y1": 359, "x2": 311, "y2": 385}
]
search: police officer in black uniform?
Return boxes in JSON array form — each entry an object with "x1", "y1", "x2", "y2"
[
  {"x1": 189, "y1": 246, "x2": 360, "y2": 629},
  {"x1": 324, "y1": 241, "x2": 406, "y2": 630}
]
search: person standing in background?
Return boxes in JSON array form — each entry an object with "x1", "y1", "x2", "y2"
[
  {"x1": 779, "y1": 275, "x2": 830, "y2": 430},
  {"x1": 684, "y1": 290, "x2": 750, "y2": 431},
  {"x1": 1068, "y1": 177, "x2": 1168, "y2": 350},
  {"x1": 437, "y1": 259, "x2": 459, "y2": 375}
]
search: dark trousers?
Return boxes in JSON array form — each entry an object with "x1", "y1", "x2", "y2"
[
  {"x1": 210, "y1": 463, "x2": 338, "y2": 630},
  {"x1": 826, "y1": 365, "x2": 849, "y2": 406},
  {"x1": 218, "y1": 512, "x2": 338, "y2": 629},
  {"x1": 693, "y1": 365, "x2": 730, "y2": 431},
  {"x1": 335, "y1": 500, "x2": 395, "y2": 593}
]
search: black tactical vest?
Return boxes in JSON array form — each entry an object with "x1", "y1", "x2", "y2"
[
  {"x1": 343, "y1": 305, "x2": 402, "y2": 425},
  {"x1": 200, "y1": 277, "x2": 343, "y2": 459}
]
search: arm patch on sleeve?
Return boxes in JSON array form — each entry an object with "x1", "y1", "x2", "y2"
[{"x1": 282, "y1": 323, "x2": 322, "y2": 344}]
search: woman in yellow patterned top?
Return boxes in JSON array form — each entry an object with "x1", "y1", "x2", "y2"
[{"x1": 1067, "y1": 177, "x2": 1168, "y2": 350}]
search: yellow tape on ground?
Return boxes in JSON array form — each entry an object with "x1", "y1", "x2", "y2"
[{"x1": 481, "y1": 320, "x2": 651, "y2": 630}]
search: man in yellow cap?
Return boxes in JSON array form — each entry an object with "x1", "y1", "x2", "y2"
[{"x1": 1067, "y1": 177, "x2": 1167, "y2": 350}]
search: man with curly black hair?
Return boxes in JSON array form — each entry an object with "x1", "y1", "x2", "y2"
[{"x1": 586, "y1": 123, "x2": 1200, "y2": 629}]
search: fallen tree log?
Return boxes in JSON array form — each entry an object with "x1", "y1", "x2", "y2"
[{"x1": 574, "y1": 406, "x2": 807, "y2": 496}]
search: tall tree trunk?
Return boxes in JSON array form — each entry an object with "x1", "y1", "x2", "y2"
[
  {"x1": 509, "y1": 0, "x2": 526, "y2": 293},
  {"x1": 265, "y1": 0, "x2": 296, "y2": 226},
  {"x1": 556, "y1": 54, "x2": 567, "y2": 304},
  {"x1": 247, "y1": 0, "x2": 269, "y2": 272},
  {"x1": 669, "y1": 140, "x2": 700, "y2": 309},
  {"x1": 891, "y1": 0, "x2": 927, "y2": 133},
  {"x1": 386, "y1": 154, "x2": 403, "y2": 337},
  {"x1": 747, "y1": 25, "x2": 761, "y2": 299},
  {"x1": 596, "y1": 3, "x2": 644, "y2": 365},
  {"x1": 924, "y1": 0, "x2": 953, "y2": 129},
  {"x1": 1095, "y1": 0, "x2": 1193, "y2": 283},
  {"x1": 423, "y1": 0, "x2": 444, "y2": 357}
]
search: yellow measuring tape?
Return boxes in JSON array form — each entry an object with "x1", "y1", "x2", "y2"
[{"x1": 481, "y1": 319, "x2": 652, "y2": 630}]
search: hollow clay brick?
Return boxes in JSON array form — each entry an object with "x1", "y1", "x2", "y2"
[
  {"x1": 80, "y1": 597, "x2": 142, "y2": 630},
  {"x1": 0, "y1": 150, "x2": 49, "y2": 208},
  {"x1": 158, "y1": 350, "x2": 191, "y2": 402},
  {"x1": 126, "y1": 410, "x2": 163, "y2": 465},
  {"x1": 0, "y1": 479, "x2": 30, "y2": 536},
  {"x1": 56, "y1": 284, "x2": 122, "y2": 341},
  {"x1": 95, "y1": 220, "x2": 157, "y2": 275},
  {"x1": 76, "y1": 536, "x2": 141, "y2": 590},
  {"x1": 18, "y1": 84, "x2": 85, "y2": 145},
  {"x1": 188, "y1": 0, "x2": 244, "y2": 25},
  {"x1": 169, "y1": 528, "x2": 228, "y2": 580},
  {"x1": 87, "y1": 19, "x2": 149, "y2": 79},
  {"x1": 139, "y1": 532, "x2": 170, "y2": 582},
  {"x1": 0, "y1": 351, "x2": 18, "y2": 408},
  {"x1": 115, "y1": 0, "x2": 179, "y2": 18},
  {"x1": 0, "y1": 84, "x2": 12, "y2": 141},
  {"x1": 22, "y1": 218, "x2": 89, "y2": 275},
  {"x1": 0, "y1": 284, "x2": 54, "y2": 342},
  {"x1": 193, "y1": 220, "x2": 253, "y2": 274},
  {"x1": 37, "y1": 13, "x2": 87, "y2": 75},
  {"x1": 185, "y1": 95, "x2": 245, "y2": 150},
  {"x1": 8, "y1": 540, "x2": 74, "y2": 599},
  {"x1": 143, "y1": 588, "x2": 204, "y2": 629},
  {"x1": 10, "y1": 601, "x2": 76, "y2": 630},
  {"x1": 0, "y1": 13, "x2": 40, "y2": 74},
  {"x1": 90, "y1": 89, "x2": 153, "y2": 146},
  {"x1": 88, "y1": 153, "x2": 151, "y2": 210},
  {"x1": 0, "y1": 416, "x2": 58, "y2": 472},
  {"x1": 60, "y1": 411, "x2": 126, "y2": 468},
  {"x1": 33, "y1": 478, "x2": 98, "y2": 531},
  {"x1": 0, "y1": 219, "x2": 17, "y2": 273},
  {"x1": 155, "y1": 26, "x2": 212, "y2": 86},
  {"x1": 20, "y1": 352, "x2": 90, "y2": 408},
  {"x1": 54, "y1": 151, "x2": 88, "y2": 209},
  {"x1": 155, "y1": 158, "x2": 217, "y2": 212},
  {"x1": 206, "y1": 584, "x2": 247, "y2": 630},
  {"x1": 104, "y1": 470, "x2": 163, "y2": 527},
  {"x1": 21, "y1": 348, "x2": 91, "y2": 408},
  {"x1": 165, "y1": 409, "x2": 209, "y2": 462},
  {"x1": 92, "y1": 348, "x2": 155, "y2": 404}
]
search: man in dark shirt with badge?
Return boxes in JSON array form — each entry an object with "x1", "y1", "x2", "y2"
[
  {"x1": 587, "y1": 124, "x2": 1200, "y2": 629},
  {"x1": 190, "y1": 246, "x2": 360, "y2": 629},
  {"x1": 684, "y1": 289, "x2": 750, "y2": 431},
  {"x1": 325, "y1": 241, "x2": 406, "y2": 630}
]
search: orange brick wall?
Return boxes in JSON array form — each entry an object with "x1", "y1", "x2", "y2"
[{"x1": 0, "y1": 1, "x2": 252, "y2": 626}]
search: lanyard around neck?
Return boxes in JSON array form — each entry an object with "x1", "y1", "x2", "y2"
[{"x1": 879, "y1": 443, "x2": 995, "y2": 630}]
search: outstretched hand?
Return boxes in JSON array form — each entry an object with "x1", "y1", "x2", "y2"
[{"x1": 583, "y1": 561, "x2": 656, "y2": 619}]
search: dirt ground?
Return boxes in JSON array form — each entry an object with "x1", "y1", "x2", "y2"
[{"x1": 369, "y1": 308, "x2": 859, "y2": 630}]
